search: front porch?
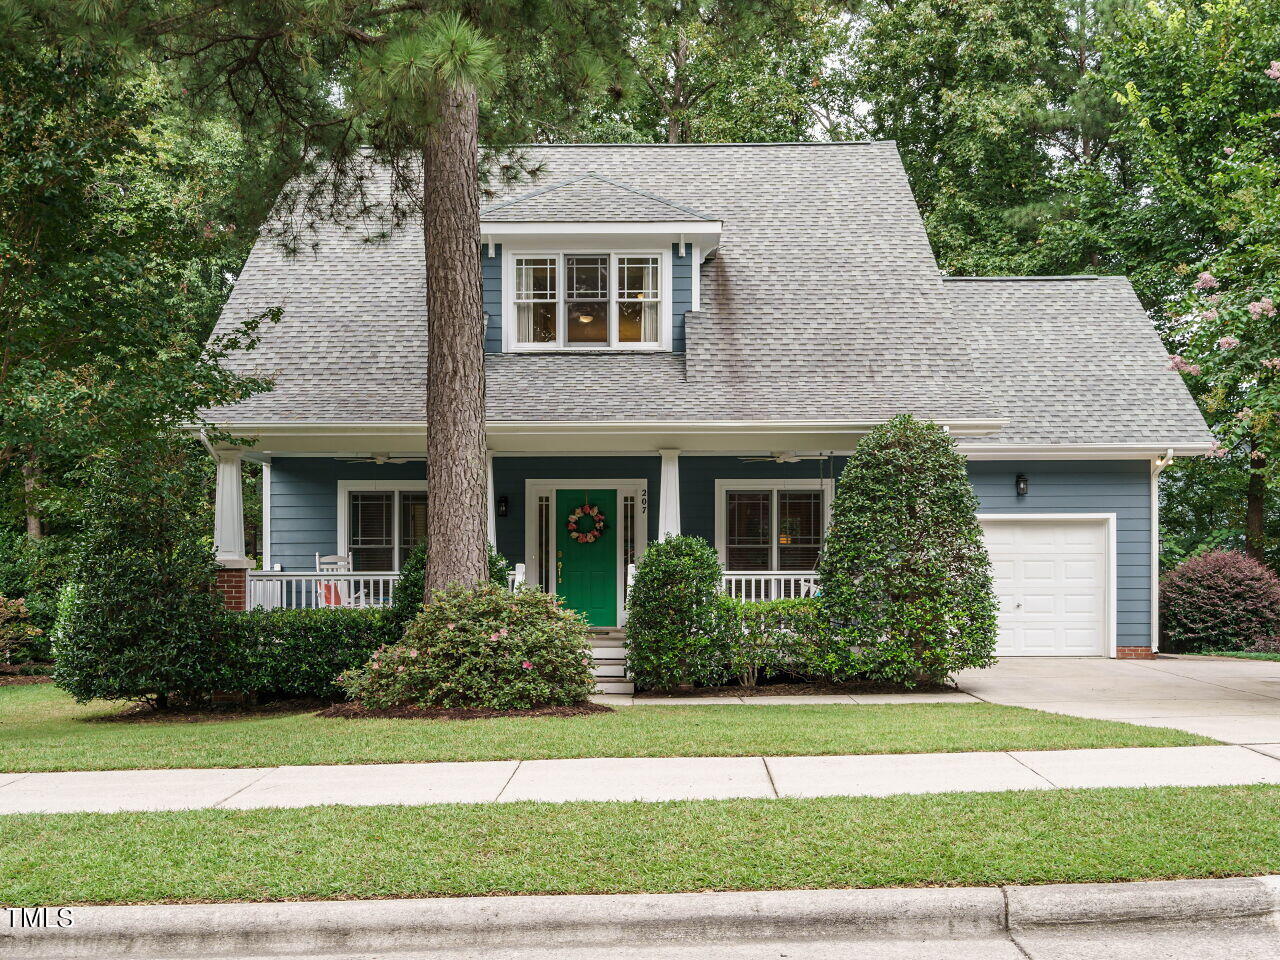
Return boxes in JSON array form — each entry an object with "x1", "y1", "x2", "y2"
[{"x1": 223, "y1": 452, "x2": 839, "y2": 626}]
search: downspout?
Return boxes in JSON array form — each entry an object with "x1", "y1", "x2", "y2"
[{"x1": 1150, "y1": 449, "x2": 1174, "y2": 654}]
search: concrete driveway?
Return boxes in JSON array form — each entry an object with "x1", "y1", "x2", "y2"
[{"x1": 958, "y1": 655, "x2": 1280, "y2": 744}]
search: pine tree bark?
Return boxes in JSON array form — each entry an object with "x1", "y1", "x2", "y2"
[
  {"x1": 1245, "y1": 447, "x2": 1267, "y2": 562},
  {"x1": 422, "y1": 81, "x2": 489, "y2": 598}
]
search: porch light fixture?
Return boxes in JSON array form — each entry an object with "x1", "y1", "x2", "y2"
[
  {"x1": 1015, "y1": 474, "x2": 1029, "y2": 497},
  {"x1": 496, "y1": 496, "x2": 509, "y2": 518}
]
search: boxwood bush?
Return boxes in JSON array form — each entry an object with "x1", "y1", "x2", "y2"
[
  {"x1": 227, "y1": 607, "x2": 401, "y2": 700},
  {"x1": 625, "y1": 535, "x2": 730, "y2": 690},
  {"x1": 1160, "y1": 550, "x2": 1280, "y2": 652},
  {"x1": 724, "y1": 596, "x2": 828, "y2": 686},
  {"x1": 817, "y1": 415, "x2": 997, "y2": 686},
  {"x1": 339, "y1": 582, "x2": 595, "y2": 710}
]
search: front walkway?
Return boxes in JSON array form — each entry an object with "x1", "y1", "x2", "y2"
[
  {"x1": 957, "y1": 655, "x2": 1280, "y2": 744},
  {"x1": 3, "y1": 743, "x2": 1280, "y2": 814}
]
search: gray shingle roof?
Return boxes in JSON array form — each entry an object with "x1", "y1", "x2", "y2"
[
  {"x1": 480, "y1": 173, "x2": 713, "y2": 222},
  {"x1": 206, "y1": 142, "x2": 1210, "y2": 447},
  {"x1": 947, "y1": 276, "x2": 1213, "y2": 447}
]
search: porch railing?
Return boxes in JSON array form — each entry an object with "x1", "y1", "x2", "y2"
[
  {"x1": 720, "y1": 571, "x2": 820, "y2": 601},
  {"x1": 247, "y1": 572, "x2": 398, "y2": 610},
  {"x1": 245, "y1": 565, "x2": 816, "y2": 610}
]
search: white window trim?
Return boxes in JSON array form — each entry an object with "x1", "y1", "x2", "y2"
[
  {"x1": 714, "y1": 478, "x2": 835, "y2": 571},
  {"x1": 503, "y1": 248, "x2": 671, "y2": 352},
  {"x1": 978, "y1": 513, "x2": 1118, "y2": 658},
  {"x1": 336, "y1": 479, "x2": 429, "y2": 572}
]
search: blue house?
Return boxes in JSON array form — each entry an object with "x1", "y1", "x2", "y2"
[{"x1": 204, "y1": 142, "x2": 1212, "y2": 682}]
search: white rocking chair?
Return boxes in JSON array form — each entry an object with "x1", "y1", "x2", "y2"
[{"x1": 315, "y1": 554, "x2": 353, "y2": 606}]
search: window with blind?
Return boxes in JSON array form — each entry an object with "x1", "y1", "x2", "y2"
[
  {"x1": 347, "y1": 489, "x2": 428, "y2": 571},
  {"x1": 724, "y1": 488, "x2": 826, "y2": 571}
]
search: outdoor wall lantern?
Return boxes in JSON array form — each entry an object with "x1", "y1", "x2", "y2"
[
  {"x1": 497, "y1": 496, "x2": 509, "y2": 517},
  {"x1": 1015, "y1": 474, "x2": 1029, "y2": 497}
]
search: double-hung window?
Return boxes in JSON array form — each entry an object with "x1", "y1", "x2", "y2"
[
  {"x1": 723, "y1": 486, "x2": 827, "y2": 571},
  {"x1": 511, "y1": 252, "x2": 663, "y2": 349},
  {"x1": 346, "y1": 489, "x2": 427, "y2": 571}
]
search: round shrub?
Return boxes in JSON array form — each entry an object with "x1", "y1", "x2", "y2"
[
  {"x1": 338, "y1": 582, "x2": 595, "y2": 710},
  {"x1": 817, "y1": 414, "x2": 997, "y2": 686},
  {"x1": 1160, "y1": 550, "x2": 1280, "y2": 653},
  {"x1": 624, "y1": 535, "x2": 729, "y2": 690}
]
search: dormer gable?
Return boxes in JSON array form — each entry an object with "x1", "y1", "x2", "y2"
[{"x1": 479, "y1": 174, "x2": 721, "y2": 354}]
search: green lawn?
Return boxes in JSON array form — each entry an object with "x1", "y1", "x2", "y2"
[
  {"x1": 3, "y1": 786, "x2": 1279, "y2": 905},
  {"x1": 1188, "y1": 651, "x2": 1280, "y2": 662},
  {"x1": 1, "y1": 684, "x2": 1210, "y2": 772}
]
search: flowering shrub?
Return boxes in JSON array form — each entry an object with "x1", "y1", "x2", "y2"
[
  {"x1": 1160, "y1": 551, "x2": 1280, "y2": 653},
  {"x1": 0, "y1": 595, "x2": 43, "y2": 664},
  {"x1": 338, "y1": 582, "x2": 595, "y2": 710}
]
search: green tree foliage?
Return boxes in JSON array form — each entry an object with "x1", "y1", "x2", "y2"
[
  {"x1": 51, "y1": 438, "x2": 229, "y2": 707},
  {"x1": 818, "y1": 416, "x2": 998, "y2": 686},
  {"x1": 625, "y1": 535, "x2": 729, "y2": 690}
]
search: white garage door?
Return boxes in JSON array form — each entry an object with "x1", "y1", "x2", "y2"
[{"x1": 981, "y1": 519, "x2": 1109, "y2": 656}]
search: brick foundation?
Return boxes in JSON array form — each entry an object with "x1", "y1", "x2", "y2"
[
  {"x1": 1116, "y1": 645, "x2": 1157, "y2": 660},
  {"x1": 216, "y1": 567, "x2": 248, "y2": 612}
]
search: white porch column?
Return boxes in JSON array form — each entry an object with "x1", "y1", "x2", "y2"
[
  {"x1": 658, "y1": 448, "x2": 682, "y2": 539},
  {"x1": 213, "y1": 451, "x2": 251, "y2": 568},
  {"x1": 486, "y1": 452, "x2": 497, "y2": 546}
]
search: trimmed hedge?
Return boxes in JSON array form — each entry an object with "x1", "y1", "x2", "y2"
[
  {"x1": 226, "y1": 608, "x2": 402, "y2": 700},
  {"x1": 1160, "y1": 550, "x2": 1280, "y2": 653},
  {"x1": 724, "y1": 596, "x2": 828, "y2": 686},
  {"x1": 818, "y1": 415, "x2": 997, "y2": 686},
  {"x1": 339, "y1": 582, "x2": 595, "y2": 710},
  {"x1": 625, "y1": 536, "x2": 730, "y2": 690}
]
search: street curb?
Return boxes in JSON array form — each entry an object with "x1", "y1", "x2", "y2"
[{"x1": 3, "y1": 877, "x2": 1278, "y2": 959}]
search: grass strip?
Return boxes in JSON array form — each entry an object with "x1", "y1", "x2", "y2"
[
  {"x1": 1187, "y1": 651, "x2": 1280, "y2": 662},
  {"x1": 1, "y1": 685, "x2": 1210, "y2": 772},
  {"x1": 2, "y1": 785, "x2": 1279, "y2": 905}
]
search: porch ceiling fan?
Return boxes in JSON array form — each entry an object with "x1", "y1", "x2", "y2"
[
  {"x1": 738, "y1": 452, "x2": 828, "y2": 463},
  {"x1": 341, "y1": 454, "x2": 418, "y2": 465}
]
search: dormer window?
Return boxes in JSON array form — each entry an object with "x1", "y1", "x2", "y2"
[{"x1": 508, "y1": 251, "x2": 666, "y2": 351}]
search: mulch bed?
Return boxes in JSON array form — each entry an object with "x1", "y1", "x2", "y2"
[
  {"x1": 0, "y1": 673, "x2": 53, "y2": 686},
  {"x1": 318, "y1": 701, "x2": 614, "y2": 721},
  {"x1": 635, "y1": 680, "x2": 955, "y2": 698},
  {"x1": 0, "y1": 663, "x2": 53, "y2": 686}
]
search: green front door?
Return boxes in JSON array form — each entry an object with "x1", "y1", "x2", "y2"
[{"x1": 555, "y1": 488, "x2": 618, "y2": 627}]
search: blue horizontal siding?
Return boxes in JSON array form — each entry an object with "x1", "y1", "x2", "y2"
[
  {"x1": 483, "y1": 243, "x2": 502, "y2": 353},
  {"x1": 670, "y1": 243, "x2": 692, "y2": 353},
  {"x1": 270, "y1": 455, "x2": 1153, "y2": 650}
]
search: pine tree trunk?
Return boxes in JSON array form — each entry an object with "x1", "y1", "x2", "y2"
[
  {"x1": 1245, "y1": 449, "x2": 1267, "y2": 562},
  {"x1": 422, "y1": 81, "x2": 489, "y2": 598}
]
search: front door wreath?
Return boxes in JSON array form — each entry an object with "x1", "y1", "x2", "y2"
[{"x1": 566, "y1": 503, "x2": 607, "y2": 543}]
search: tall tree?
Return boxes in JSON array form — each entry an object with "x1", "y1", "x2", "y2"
[{"x1": 18, "y1": 1, "x2": 632, "y2": 595}]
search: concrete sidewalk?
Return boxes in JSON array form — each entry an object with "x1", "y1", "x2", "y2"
[{"x1": 4, "y1": 743, "x2": 1280, "y2": 813}]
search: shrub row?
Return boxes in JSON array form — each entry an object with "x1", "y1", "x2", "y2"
[{"x1": 1160, "y1": 550, "x2": 1280, "y2": 653}]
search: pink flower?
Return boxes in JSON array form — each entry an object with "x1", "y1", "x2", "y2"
[
  {"x1": 1263, "y1": 358, "x2": 1280, "y2": 371},
  {"x1": 1201, "y1": 309, "x2": 1219, "y2": 321},
  {"x1": 1248, "y1": 298, "x2": 1276, "y2": 317},
  {"x1": 489, "y1": 632, "x2": 501, "y2": 641},
  {"x1": 499, "y1": 628, "x2": 508, "y2": 637},
  {"x1": 1224, "y1": 146, "x2": 1236, "y2": 156},
  {"x1": 396, "y1": 665, "x2": 405, "y2": 673},
  {"x1": 1205, "y1": 293, "x2": 1222, "y2": 304},
  {"x1": 447, "y1": 623, "x2": 455, "y2": 629},
  {"x1": 1168, "y1": 355, "x2": 1202, "y2": 375},
  {"x1": 409, "y1": 649, "x2": 419, "y2": 658},
  {"x1": 1236, "y1": 408, "x2": 1253, "y2": 421},
  {"x1": 1267, "y1": 61, "x2": 1280, "y2": 80},
  {"x1": 1207, "y1": 442, "x2": 1229, "y2": 458},
  {"x1": 521, "y1": 660, "x2": 533, "y2": 670},
  {"x1": 1194, "y1": 271, "x2": 1219, "y2": 290},
  {"x1": 1217, "y1": 336, "x2": 1240, "y2": 349}
]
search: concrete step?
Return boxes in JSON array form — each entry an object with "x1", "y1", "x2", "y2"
[
  {"x1": 591, "y1": 663, "x2": 627, "y2": 678},
  {"x1": 593, "y1": 680, "x2": 634, "y2": 694}
]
